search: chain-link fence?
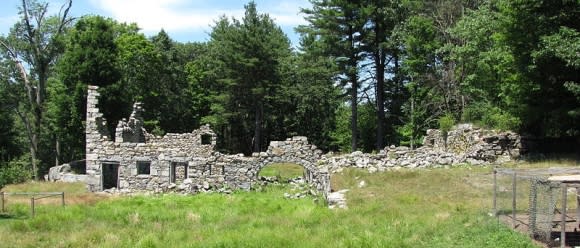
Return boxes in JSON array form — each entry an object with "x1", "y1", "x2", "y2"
[{"x1": 494, "y1": 167, "x2": 580, "y2": 247}]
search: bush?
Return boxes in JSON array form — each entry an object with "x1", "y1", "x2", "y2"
[
  {"x1": 482, "y1": 111, "x2": 521, "y2": 131},
  {"x1": 438, "y1": 113, "x2": 456, "y2": 135},
  {"x1": 462, "y1": 102, "x2": 520, "y2": 131},
  {"x1": 0, "y1": 156, "x2": 32, "y2": 189}
]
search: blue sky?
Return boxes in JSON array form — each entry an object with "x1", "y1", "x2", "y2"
[{"x1": 0, "y1": 0, "x2": 311, "y2": 45}]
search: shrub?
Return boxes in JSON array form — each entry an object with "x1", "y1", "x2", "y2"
[
  {"x1": 438, "y1": 113, "x2": 455, "y2": 135},
  {"x1": 462, "y1": 102, "x2": 521, "y2": 131},
  {"x1": 482, "y1": 111, "x2": 521, "y2": 131},
  {"x1": 0, "y1": 156, "x2": 32, "y2": 189}
]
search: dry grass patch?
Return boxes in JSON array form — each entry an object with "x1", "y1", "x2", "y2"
[{"x1": 1, "y1": 181, "x2": 108, "y2": 207}]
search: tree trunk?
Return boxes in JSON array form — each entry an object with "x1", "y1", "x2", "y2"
[
  {"x1": 253, "y1": 102, "x2": 263, "y2": 153},
  {"x1": 410, "y1": 94, "x2": 415, "y2": 150},
  {"x1": 348, "y1": 26, "x2": 358, "y2": 152},
  {"x1": 55, "y1": 137, "x2": 60, "y2": 166},
  {"x1": 375, "y1": 51, "x2": 385, "y2": 150},
  {"x1": 350, "y1": 69, "x2": 358, "y2": 152}
]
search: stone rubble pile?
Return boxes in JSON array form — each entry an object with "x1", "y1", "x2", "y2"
[{"x1": 321, "y1": 124, "x2": 521, "y2": 173}]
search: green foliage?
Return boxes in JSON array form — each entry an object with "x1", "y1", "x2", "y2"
[
  {"x1": 438, "y1": 113, "x2": 455, "y2": 135},
  {"x1": 299, "y1": 0, "x2": 368, "y2": 151},
  {"x1": 462, "y1": 102, "x2": 521, "y2": 131},
  {"x1": 498, "y1": 0, "x2": 579, "y2": 137},
  {"x1": 203, "y1": 2, "x2": 293, "y2": 153},
  {"x1": 1, "y1": 0, "x2": 73, "y2": 179},
  {"x1": 482, "y1": 111, "x2": 520, "y2": 132},
  {"x1": 358, "y1": 102, "x2": 378, "y2": 152},
  {"x1": 0, "y1": 155, "x2": 32, "y2": 189},
  {"x1": 0, "y1": 82, "x2": 21, "y2": 163},
  {"x1": 330, "y1": 104, "x2": 352, "y2": 152}
]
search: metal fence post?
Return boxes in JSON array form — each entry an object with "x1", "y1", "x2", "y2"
[
  {"x1": 61, "y1": 192, "x2": 65, "y2": 207},
  {"x1": 561, "y1": 184, "x2": 567, "y2": 248}
]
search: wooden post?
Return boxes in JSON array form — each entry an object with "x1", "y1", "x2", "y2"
[
  {"x1": 512, "y1": 172, "x2": 517, "y2": 228},
  {"x1": 1, "y1": 192, "x2": 4, "y2": 212},
  {"x1": 30, "y1": 197, "x2": 35, "y2": 218},
  {"x1": 61, "y1": 192, "x2": 65, "y2": 207},
  {"x1": 576, "y1": 187, "x2": 580, "y2": 230},
  {"x1": 561, "y1": 184, "x2": 567, "y2": 248},
  {"x1": 493, "y1": 169, "x2": 497, "y2": 217}
]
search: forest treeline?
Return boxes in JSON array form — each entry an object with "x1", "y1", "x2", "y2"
[{"x1": 0, "y1": 0, "x2": 578, "y2": 183}]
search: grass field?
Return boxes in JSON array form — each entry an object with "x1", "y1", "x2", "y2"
[{"x1": 1, "y1": 161, "x2": 572, "y2": 248}]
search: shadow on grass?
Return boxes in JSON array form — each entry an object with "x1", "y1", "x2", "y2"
[{"x1": 0, "y1": 212, "x2": 17, "y2": 219}]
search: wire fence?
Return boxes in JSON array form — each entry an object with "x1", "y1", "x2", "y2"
[{"x1": 493, "y1": 167, "x2": 580, "y2": 247}]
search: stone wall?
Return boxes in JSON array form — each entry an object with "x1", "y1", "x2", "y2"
[
  {"x1": 422, "y1": 123, "x2": 521, "y2": 161},
  {"x1": 80, "y1": 85, "x2": 330, "y2": 196},
  {"x1": 323, "y1": 124, "x2": 521, "y2": 173}
]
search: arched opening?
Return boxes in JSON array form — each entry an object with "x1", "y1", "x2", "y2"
[{"x1": 258, "y1": 163, "x2": 305, "y2": 184}]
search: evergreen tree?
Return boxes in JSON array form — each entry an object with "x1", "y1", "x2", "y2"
[
  {"x1": 205, "y1": 2, "x2": 291, "y2": 154},
  {"x1": 299, "y1": 0, "x2": 367, "y2": 151}
]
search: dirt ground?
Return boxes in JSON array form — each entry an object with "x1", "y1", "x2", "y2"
[{"x1": 499, "y1": 212, "x2": 580, "y2": 248}]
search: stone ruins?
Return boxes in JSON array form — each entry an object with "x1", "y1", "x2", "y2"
[
  {"x1": 323, "y1": 123, "x2": 521, "y2": 173},
  {"x1": 49, "y1": 85, "x2": 523, "y2": 200},
  {"x1": 50, "y1": 86, "x2": 330, "y2": 196}
]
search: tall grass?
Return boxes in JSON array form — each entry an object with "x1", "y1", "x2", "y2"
[{"x1": 1, "y1": 161, "x2": 568, "y2": 247}]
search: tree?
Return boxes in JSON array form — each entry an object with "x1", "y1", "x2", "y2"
[
  {"x1": 0, "y1": 0, "x2": 73, "y2": 179},
  {"x1": 54, "y1": 15, "x2": 121, "y2": 162},
  {"x1": 205, "y1": 2, "x2": 291, "y2": 154},
  {"x1": 0, "y1": 75, "x2": 22, "y2": 164},
  {"x1": 299, "y1": 0, "x2": 367, "y2": 151},
  {"x1": 275, "y1": 35, "x2": 341, "y2": 151},
  {"x1": 360, "y1": 0, "x2": 409, "y2": 150},
  {"x1": 449, "y1": 2, "x2": 525, "y2": 131},
  {"x1": 150, "y1": 31, "x2": 207, "y2": 133}
]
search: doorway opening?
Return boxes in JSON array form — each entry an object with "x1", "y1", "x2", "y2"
[
  {"x1": 102, "y1": 162, "x2": 120, "y2": 190},
  {"x1": 170, "y1": 162, "x2": 188, "y2": 184}
]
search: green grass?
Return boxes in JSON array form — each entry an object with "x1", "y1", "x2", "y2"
[
  {"x1": 1, "y1": 161, "x2": 571, "y2": 247},
  {"x1": 259, "y1": 163, "x2": 305, "y2": 180}
]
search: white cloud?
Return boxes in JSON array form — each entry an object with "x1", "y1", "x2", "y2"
[
  {"x1": 90, "y1": 0, "x2": 309, "y2": 35},
  {"x1": 262, "y1": 0, "x2": 309, "y2": 26}
]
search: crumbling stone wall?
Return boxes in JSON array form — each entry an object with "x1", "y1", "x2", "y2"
[
  {"x1": 82, "y1": 85, "x2": 329, "y2": 195},
  {"x1": 422, "y1": 123, "x2": 521, "y2": 161},
  {"x1": 53, "y1": 85, "x2": 522, "y2": 197},
  {"x1": 323, "y1": 124, "x2": 522, "y2": 173}
]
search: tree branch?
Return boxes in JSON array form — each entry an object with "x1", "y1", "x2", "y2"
[{"x1": 0, "y1": 39, "x2": 35, "y2": 106}]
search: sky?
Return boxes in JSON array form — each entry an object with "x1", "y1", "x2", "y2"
[{"x1": 0, "y1": 0, "x2": 311, "y2": 45}]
